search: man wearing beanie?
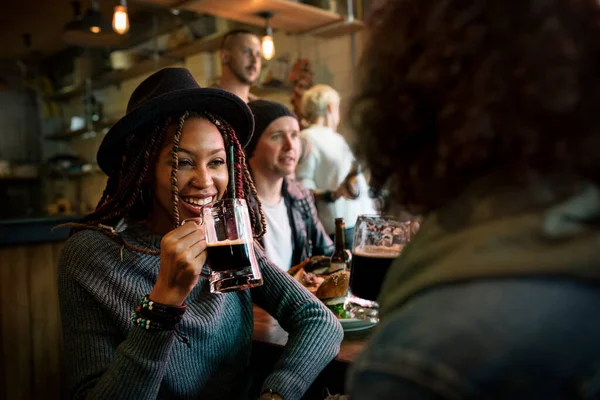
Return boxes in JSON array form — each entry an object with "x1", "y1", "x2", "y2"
[{"x1": 247, "y1": 100, "x2": 334, "y2": 271}]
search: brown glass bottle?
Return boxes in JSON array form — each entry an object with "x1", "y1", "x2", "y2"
[{"x1": 330, "y1": 218, "x2": 350, "y2": 273}]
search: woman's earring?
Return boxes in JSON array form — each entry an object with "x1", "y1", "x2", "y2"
[{"x1": 140, "y1": 186, "x2": 151, "y2": 205}]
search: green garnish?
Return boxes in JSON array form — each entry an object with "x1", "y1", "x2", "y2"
[{"x1": 327, "y1": 303, "x2": 351, "y2": 319}]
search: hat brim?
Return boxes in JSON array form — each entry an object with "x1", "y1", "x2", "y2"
[{"x1": 97, "y1": 87, "x2": 254, "y2": 177}]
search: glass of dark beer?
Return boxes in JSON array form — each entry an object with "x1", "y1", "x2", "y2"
[
  {"x1": 184, "y1": 199, "x2": 263, "y2": 293},
  {"x1": 344, "y1": 215, "x2": 412, "y2": 323}
]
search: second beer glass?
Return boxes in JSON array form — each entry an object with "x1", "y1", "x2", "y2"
[{"x1": 344, "y1": 215, "x2": 412, "y2": 322}]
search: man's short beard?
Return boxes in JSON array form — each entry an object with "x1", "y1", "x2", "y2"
[{"x1": 226, "y1": 61, "x2": 256, "y2": 85}]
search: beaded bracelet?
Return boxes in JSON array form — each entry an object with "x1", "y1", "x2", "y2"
[
  {"x1": 137, "y1": 301, "x2": 185, "y2": 325},
  {"x1": 131, "y1": 295, "x2": 191, "y2": 348},
  {"x1": 130, "y1": 312, "x2": 181, "y2": 330},
  {"x1": 130, "y1": 310, "x2": 191, "y2": 348},
  {"x1": 138, "y1": 295, "x2": 187, "y2": 316},
  {"x1": 131, "y1": 295, "x2": 186, "y2": 330}
]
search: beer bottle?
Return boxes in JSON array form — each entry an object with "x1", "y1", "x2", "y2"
[{"x1": 330, "y1": 218, "x2": 350, "y2": 273}]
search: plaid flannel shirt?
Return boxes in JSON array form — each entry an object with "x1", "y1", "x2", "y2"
[{"x1": 256, "y1": 177, "x2": 334, "y2": 267}]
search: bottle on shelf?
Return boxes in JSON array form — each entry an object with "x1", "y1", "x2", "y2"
[
  {"x1": 329, "y1": 218, "x2": 351, "y2": 273},
  {"x1": 89, "y1": 94, "x2": 103, "y2": 124}
]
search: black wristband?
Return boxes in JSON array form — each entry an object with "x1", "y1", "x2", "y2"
[{"x1": 323, "y1": 190, "x2": 336, "y2": 203}]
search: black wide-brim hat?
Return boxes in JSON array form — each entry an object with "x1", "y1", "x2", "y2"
[{"x1": 97, "y1": 67, "x2": 254, "y2": 177}]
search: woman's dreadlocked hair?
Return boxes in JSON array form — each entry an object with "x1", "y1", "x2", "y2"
[{"x1": 62, "y1": 111, "x2": 266, "y2": 256}]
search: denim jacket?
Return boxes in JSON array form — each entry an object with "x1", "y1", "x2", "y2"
[
  {"x1": 348, "y1": 280, "x2": 600, "y2": 399},
  {"x1": 347, "y1": 178, "x2": 600, "y2": 399}
]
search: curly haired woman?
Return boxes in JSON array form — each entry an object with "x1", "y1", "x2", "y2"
[
  {"x1": 57, "y1": 68, "x2": 343, "y2": 400},
  {"x1": 347, "y1": 0, "x2": 600, "y2": 398}
]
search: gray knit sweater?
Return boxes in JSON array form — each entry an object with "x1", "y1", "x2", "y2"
[{"x1": 58, "y1": 221, "x2": 343, "y2": 400}]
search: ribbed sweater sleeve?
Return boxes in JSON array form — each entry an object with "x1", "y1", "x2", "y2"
[
  {"x1": 251, "y1": 243, "x2": 344, "y2": 400},
  {"x1": 58, "y1": 230, "x2": 175, "y2": 399}
]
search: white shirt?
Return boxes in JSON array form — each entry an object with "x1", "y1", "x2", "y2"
[
  {"x1": 296, "y1": 125, "x2": 377, "y2": 234},
  {"x1": 260, "y1": 196, "x2": 294, "y2": 271}
]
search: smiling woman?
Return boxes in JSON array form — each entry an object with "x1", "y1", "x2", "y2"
[
  {"x1": 149, "y1": 116, "x2": 229, "y2": 235},
  {"x1": 56, "y1": 68, "x2": 343, "y2": 400}
]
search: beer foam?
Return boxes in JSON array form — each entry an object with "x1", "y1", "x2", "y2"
[
  {"x1": 353, "y1": 245, "x2": 403, "y2": 258},
  {"x1": 206, "y1": 238, "x2": 248, "y2": 247}
]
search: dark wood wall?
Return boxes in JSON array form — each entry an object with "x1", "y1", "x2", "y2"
[{"x1": 0, "y1": 242, "x2": 64, "y2": 400}]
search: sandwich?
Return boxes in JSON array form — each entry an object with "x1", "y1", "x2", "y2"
[
  {"x1": 315, "y1": 270, "x2": 351, "y2": 319},
  {"x1": 292, "y1": 267, "x2": 324, "y2": 294},
  {"x1": 289, "y1": 256, "x2": 331, "y2": 276}
]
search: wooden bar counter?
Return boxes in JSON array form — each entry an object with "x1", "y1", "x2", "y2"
[{"x1": 0, "y1": 216, "x2": 74, "y2": 400}]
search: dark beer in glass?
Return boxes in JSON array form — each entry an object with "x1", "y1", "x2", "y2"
[
  {"x1": 349, "y1": 247, "x2": 401, "y2": 301},
  {"x1": 206, "y1": 239, "x2": 252, "y2": 272},
  {"x1": 183, "y1": 199, "x2": 262, "y2": 293},
  {"x1": 345, "y1": 215, "x2": 413, "y2": 322}
]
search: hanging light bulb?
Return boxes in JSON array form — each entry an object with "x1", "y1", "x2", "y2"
[
  {"x1": 87, "y1": 0, "x2": 104, "y2": 33},
  {"x1": 62, "y1": 0, "x2": 122, "y2": 46},
  {"x1": 262, "y1": 31, "x2": 275, "y2": 61},
  {"x1": 259, "y1": 12, "x2": 275, "y2": 61},
  {"x1": 112, "y1": 0, "x2": 130, "y2": 35}
]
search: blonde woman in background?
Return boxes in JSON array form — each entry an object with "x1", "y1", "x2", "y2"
[{"x1": 296, "y1": 84, "x2": 376, "y2": 248}]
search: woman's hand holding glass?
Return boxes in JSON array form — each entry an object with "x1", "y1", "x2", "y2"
[{"x1": 150, "y1": 221, "x2": 206, "y2": 306}]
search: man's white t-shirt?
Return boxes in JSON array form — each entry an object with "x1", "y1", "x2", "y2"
[{"x1": 260, "y1": 197, "x2": 294, "y2": 271}]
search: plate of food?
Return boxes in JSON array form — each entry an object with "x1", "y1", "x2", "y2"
[{"x1": 289, "y1": 257, "x2": 376, "y2": 332}]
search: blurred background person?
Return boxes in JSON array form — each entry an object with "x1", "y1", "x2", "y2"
[
  {"x1": 247, "y1": 100, "x2": 334, "y2": 271},
  {"x1": 296, "y1": 84, "x2": 377, "y2": 249},
  {"x1": 346, "y1": 0, "x2": 600, "y2": 399},
  {"x1": 215, "y1": 29, "x2": 261, "y2": 103}
]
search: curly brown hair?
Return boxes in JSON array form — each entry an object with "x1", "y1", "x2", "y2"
[
  {"x1": 64, "y1": 112, "x2": 266, "y2": 256},
  {"x1": 350, "y1": 0, "x2": 600, "y2": 215}
]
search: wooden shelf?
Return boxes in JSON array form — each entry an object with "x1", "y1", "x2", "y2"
[
  {"x1": 137, "y1": 0, "x2": 365, "y2": 37},
  {"x1": 49, "y1": 32, "x2": 226, "y2": 102},
  {"x1": 48, "y1": 0, "x2": 364, "y2": 103},
  {"x1": 50, "y1": 84, "x2": 86, "y2": 101},
  {"x1": 166, "y1": 31, "x2": 224, "y2": 59},
  {"x1": 45, "y1": 120, "x2": 117, "y2": 141},
  {"x1": 251, "y1": 85, "x2": 292, "y2": 97},
  {"x1": 307, "y1": 18, "x2": 365, "y2": 38},
  {"x1": 0, "y1": 176, "x2": 40, "y2": 182},
  {"x1": 47, "y1": 164, "x2": 104, "y2": 180},
  {"x1": 48, "y1": 0, "x2": 365, "y2": 102},
  {"x1": 94, "y1": 57, "x2": 177, "y2": 90},
  {"x1": 66, "y1": 164, "x2": 104, "y2": 179}
]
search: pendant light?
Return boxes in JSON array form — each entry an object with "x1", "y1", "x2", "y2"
[
  {"x1": 258, "y1": 11, "x2": 275, "y2": 61},
  {"x1": 62, "y1": 1, "x2": 122, "y2": 47},
  {"x1": 112, "y1": 0, "x2": 130, "y2": 35},
  {"x1": 86, "y1": 0, "x2": 108, "y2": 34}
]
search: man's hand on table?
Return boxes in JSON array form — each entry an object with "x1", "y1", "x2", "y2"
[{"x1": 258, "y1": 391, "x2": 283, "y2": 400}]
